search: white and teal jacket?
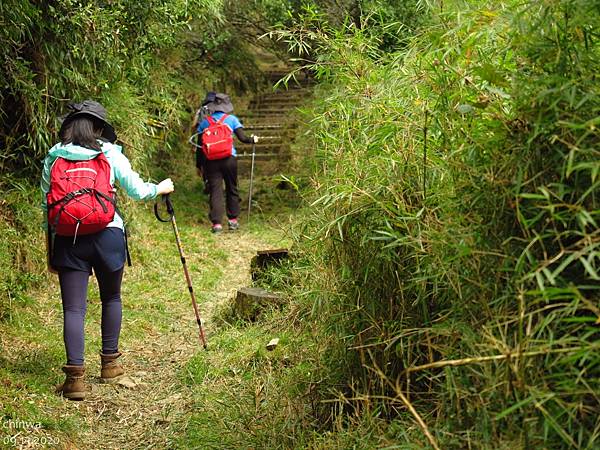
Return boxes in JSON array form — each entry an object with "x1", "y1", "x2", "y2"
[{"x1": 40, "y1": 141, "x2": 159, "y2": 230}]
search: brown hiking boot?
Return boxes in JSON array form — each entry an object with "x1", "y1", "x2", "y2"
[
  {"x1": 57, "y1": 365, "x2": 88, "y2": 401},
  {"x1": 100, "y1": 352, "x2": 124, "y2": 382}
]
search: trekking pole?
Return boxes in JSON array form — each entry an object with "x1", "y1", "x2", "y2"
[
  {"x1": 423, "y1": 109, "x2": 429, "y2": 204},
  {"x1": 247, "y1": 140, "x2": 256, "y2": 220},
  {"x1": 154, "y1": 194, "x2": 207, "y2": 349}
]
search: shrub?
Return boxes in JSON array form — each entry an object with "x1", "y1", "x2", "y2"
[{"x1": 277, "y1": 0, "x2": 600, "y2": 447}]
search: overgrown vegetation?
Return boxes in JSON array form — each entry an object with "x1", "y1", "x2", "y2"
[
  {"x1": 259, "y1": 0, "x2": 600, "y2": 448},
  {"x1": 2, "y1": 0, "x2": 599, "y2": 448}
]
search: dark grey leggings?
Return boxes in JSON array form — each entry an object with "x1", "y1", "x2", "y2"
[{"x1": 58, "y1": 267, "x2": 124, "y2": 366}]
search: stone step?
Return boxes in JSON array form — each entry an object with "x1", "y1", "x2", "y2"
[
  {"x1": 238, "y1": 144, "x2": 287, "y2": 151},
  {"x1": 244, "y1": 121, "x2": 297, "y2": 129},
  {"x1": 240, "y1": 122, "x2": 292, "y2": 129},
  {"x1": 236, "y1": 152, "x2": 283, "y2": 161},
  {"x1": 256, "y1": 97, "x2": 307, "y2": 105},
  {"x1": 261, "y1": 88, "x2": 312, "y2": 97},
  {"x1": 251, "y1": 96, "x2": 308, "y2": 103},
  {"x1": 242, "y1": 125, "x2": 294, "y2": 132},
  {"x1": 241, "y1": 113, "x2": 295, "y2": 120},
  {"x1": 248, "y1": 103, "x2": 304, "y2": 110},
  {"x1": 242, "y1": 117, "x2": 296, "y2": 123},
  {"x1": 248, "y1": 105, "x2": 303, "y2": 110},
  {"x1": 237, "y1": 142, "x2": 289, "y2": 151},
  {"x1": 240, "y1": 130, "x2": 292, "y2": 137},
  {"x1": 248, "y1": 98, "x2": 303, "y2": 104},
  {"x1": 239, "y1": 108, "x2": 300, "y2": 115},
  {"x1": 242, "y1": 123, "x2": 288, "y2": 129},
  {"x1": 241, "y1": 120, "x2": 290, "y2": 126},
  {"x1": 242, "y1": 128, "x2": 294, "y2": 135}
]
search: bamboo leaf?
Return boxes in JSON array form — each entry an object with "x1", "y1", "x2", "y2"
[{"x1": 495, "y1": 396, "x2": 535, "y2": 420}]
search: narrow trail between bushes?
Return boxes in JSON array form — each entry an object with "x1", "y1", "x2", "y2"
[
  {"x1": 70, "y1": 71, "x2": 309, "y2": 449},
  {"x1": 73, "y1": 231, "x2": 273, "y2": 449},
  {"x1": 0, "y1": 66, "x2": 311, "y2": 449}
]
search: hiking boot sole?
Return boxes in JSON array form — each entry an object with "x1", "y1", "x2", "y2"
[
  {"x1": 99, "y1": 374, "x2": 126, "y2": 384},
  {"x1": 62, "y1": 391, "x2": 87, "y2": 400}
]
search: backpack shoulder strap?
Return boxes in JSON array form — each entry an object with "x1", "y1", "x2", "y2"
[
  {"x1": 217, "y1": 114, "x2": 229, "y2": 123},
  {"x1": 94, "y1": 150, "x2": 109, "y2": 163},
  {"x1": 206, "y1": 116, "x2": 216, "y2": 126}
]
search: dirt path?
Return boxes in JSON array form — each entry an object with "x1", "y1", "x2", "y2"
[
  {"x1": 0, "y1": 214, "x2": 272, "y2": 450},
  {"x1": 71, "y1": 230, "x2": 274, "y2": 450}
]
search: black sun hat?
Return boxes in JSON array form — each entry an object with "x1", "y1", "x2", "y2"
[
  {"x1": 59, "y1": 100, "x2": 117, "y2": 143},
  {"x1": 201, "y1": 92, "x2": 234, "y2": 114}
]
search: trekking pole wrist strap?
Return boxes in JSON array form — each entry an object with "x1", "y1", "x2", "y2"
[{"x1": 154, "y1": 194, "x2": 174, "y2": 222}]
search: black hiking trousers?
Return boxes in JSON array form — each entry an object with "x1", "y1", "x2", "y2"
[{"x1": 204, "y1": 156, "x2": 240, "y2": 225}]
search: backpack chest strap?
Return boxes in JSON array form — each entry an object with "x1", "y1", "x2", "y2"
[{"x1": 48, "y1": 188, "x2": 94, "y2": 207}]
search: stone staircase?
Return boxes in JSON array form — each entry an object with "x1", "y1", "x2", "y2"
[{"x1": 235, "y1": 70, "x2": 314, "y2": 177}]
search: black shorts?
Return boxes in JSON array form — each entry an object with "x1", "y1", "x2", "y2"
[{"x1": 51, "y1": 227, "x2": 126, "y2": 274}]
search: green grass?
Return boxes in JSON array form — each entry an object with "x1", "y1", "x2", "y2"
[{"x1": 176, "y1": 315, "x2": 318, "y2": 449}]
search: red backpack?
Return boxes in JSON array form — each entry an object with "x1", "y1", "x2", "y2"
[
  {"x1": 202, "y1": 114, "x2": 233, "y2": 160},
  {"x1": 47, "y1": 152, "x2": 116, "y2": 238}
]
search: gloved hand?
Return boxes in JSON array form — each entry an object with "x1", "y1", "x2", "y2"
[
  {"x1": 251, "y1": 134, "x2": 259, "y2": 144},
  {"x1": 156, "y1": 178, "x2": 175, "y2": 195}
]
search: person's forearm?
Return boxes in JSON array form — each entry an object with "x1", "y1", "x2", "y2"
[
  {"x1": 234, "y1": 128, "x2": 254, "y2": 144},
  {"x1": 112, "y1": 152, "x2": 158, "y2": 200}
]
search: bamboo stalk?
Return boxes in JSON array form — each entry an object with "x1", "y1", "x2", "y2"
[
  {"x1": 405, "y1": 345, "x2": 599, "y2": 374},
  {"x1": 368, "y1": 363, "x2": 441, "y2": 450},
  {"x1": 394, "y1": 385, "x2": 441, "y2": 450}
]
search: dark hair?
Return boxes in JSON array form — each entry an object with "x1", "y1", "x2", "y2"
[{"x1": 60, "y1": 116, "x2": 103, "y2": 151}]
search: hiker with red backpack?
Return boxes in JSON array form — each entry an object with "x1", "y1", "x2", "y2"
[
  {"x1": 40, "y1": 100, "x2": 174, "y2": 400},
  {"x1": 196, "y1": 92, "x2": 258, "y2": 233}
]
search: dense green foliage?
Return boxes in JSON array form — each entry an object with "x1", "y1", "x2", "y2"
[
  {"x1": 270, "y1": 0, "x2": 600, "y2": 447},
  {"x1": 1, "y1": 0, "x2": 221, "y2": 173}
]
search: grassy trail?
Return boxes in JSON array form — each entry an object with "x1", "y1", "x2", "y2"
[
  {"x1": 77, "y1": 202, "x2": 287, "y2": 449},
  {"x1": 0, "y1": 155, "x2": 293, "y2": 449}
]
